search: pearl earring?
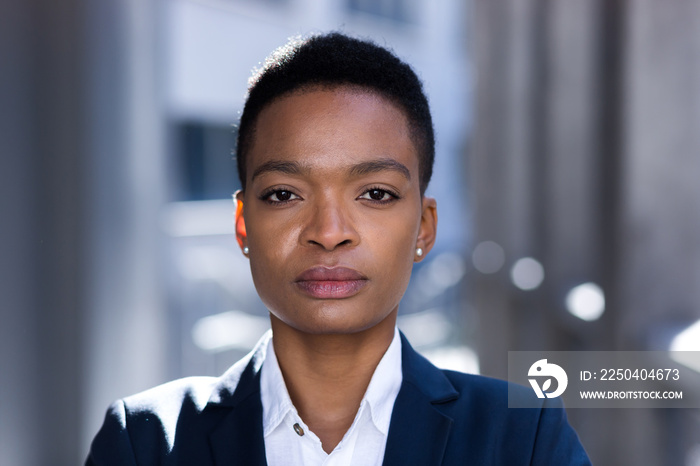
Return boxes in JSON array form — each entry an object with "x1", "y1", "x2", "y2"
[
  {"x1": 416, "y1": 247, "x2": 423, "y2": 257},
  {"x1": 243, "y1": 247, "x2": 249, "y2": 255}
]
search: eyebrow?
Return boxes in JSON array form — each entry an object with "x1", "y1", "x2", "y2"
[
  {"x1": 349, "y1": 158, "x2": 411, "y2": 181},
  {"x1": 251, "y1": 160, "x2": 309, "y2": 181},
  {"x1": 250, "y1": 157, "x2": 411, "y2": 182}
]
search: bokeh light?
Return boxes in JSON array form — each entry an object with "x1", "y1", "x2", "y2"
[
  {"x1": 565, "y1": 282, "x2": 605, "y2": 321},
  {"x1": 510, "y1": 257, "x2": 544, "y2": 291},
  {"x1": 471, "y1": 240, "x2": 505, "y2": 274}
]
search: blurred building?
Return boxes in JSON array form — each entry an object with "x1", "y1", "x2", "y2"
[{"x1": 471, "y1": 1, "x2": 700, "y2": 465}]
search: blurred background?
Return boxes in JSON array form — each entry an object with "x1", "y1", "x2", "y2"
[{"x1": 1, "y1": 0, "x2": 699, "y2": 464}]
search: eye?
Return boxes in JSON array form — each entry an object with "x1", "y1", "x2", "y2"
[
  {"x1": 358, "y1": 188, "x2": 399, "y2": 203},
  {"x1": 261, "y1": 189, "x2": 300, "y2": 204}
]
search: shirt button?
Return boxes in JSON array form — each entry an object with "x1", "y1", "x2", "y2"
[{"x1": 293, "y1": 423, "x2": 304, "y2": 436}]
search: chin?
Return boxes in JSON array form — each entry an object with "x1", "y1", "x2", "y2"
[{"x1": 270, "y1": 303, "x2": 396, "y2": 336}]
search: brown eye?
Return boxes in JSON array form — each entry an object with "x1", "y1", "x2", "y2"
[
  {"x1": 273, "y1": 190, "x2": 293, "y2": 201},
  {"x1": 263, "y1": 190, "x2": 300, "y2": 203},
  {"x1": 368, "y1": 189, "x2": 387, "y2": 200},
  {"x1": 359, "y1": 188, "x2": 397, "y2": 203}
]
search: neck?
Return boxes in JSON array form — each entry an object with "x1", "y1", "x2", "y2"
[{"x1": 269, "y1": 312, "x2": 397, "y2": 453}]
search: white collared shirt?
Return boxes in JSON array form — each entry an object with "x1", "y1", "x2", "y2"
[{"x1": 260, "y1": 327, "x2": 403, "y2": 466}]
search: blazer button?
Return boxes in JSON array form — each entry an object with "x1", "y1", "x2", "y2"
[{"x1": 293, "y1": 423, "x2": 304, "y2": 436}]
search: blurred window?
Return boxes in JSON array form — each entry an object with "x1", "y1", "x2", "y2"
[
  {"x1": 347, "y1": 0, "x2": 413, "y2": 22},
  {"x1": 177, "y1": 122, "x2": 240, "y2": 201}
]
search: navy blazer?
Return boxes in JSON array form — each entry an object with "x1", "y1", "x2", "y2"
[{"x1": 86, "y1": 333, "x2": 591, "y2": 465}]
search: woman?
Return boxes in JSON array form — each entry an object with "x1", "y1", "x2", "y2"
[{"x1": 87, "y1": 32, "x2": 590, "y2": 465}]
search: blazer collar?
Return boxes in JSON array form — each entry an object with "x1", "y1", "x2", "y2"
[
  {"x1": 207, "y1": 332, "x2": 270, "y2": 466},
  {"x1": 382, "y1": 332, "x2": 459, "y2": 466},
  {"x1": 207, "y1": 331, "x2": 270, "y2": 407},
  {"x1": 398, "y1": 331, "x2": 459, "y2": 402}
]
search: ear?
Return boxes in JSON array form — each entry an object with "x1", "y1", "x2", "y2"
[
  {"x1": 415, "y1": 196, "x2": 437, "y2": 262},
  {"x1": 234, "y1": 190, "x2": 247, "y2": 251}
]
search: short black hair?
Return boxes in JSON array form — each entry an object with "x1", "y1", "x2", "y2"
[{"x1": 235, "y1": 32, "x2": 435, "y2": 195}]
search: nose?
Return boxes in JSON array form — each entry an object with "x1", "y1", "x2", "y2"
[{"x1": 301, "y1": 198, "x2": 360, "y2": 251}]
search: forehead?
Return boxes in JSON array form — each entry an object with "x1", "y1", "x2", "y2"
[{"x1": 246, "y1": 86, "x2": 419, "y2": 180}]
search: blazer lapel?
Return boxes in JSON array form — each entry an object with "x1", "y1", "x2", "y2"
[
  {"x1": 208, "y1": 391, "x2": 267, "y2": 466},
  {"x1": 207, "y1": 334, "x2": 270, "y2": 466},
  {"x1": 382, "y1": 333, "x2": 459, "y2": 466}
]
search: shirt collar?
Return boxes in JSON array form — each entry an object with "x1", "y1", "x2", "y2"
[
  {"x1": 260, "y1": 327, "x2": 403, "y2": 437},
  {"x1": 260, "y1": 337, "x2": 297, "y2": 437},
  {"x1": 363, "y1": 326, "x2": 403, "y2": 435}
]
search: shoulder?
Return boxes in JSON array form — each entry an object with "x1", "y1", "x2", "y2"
[
  {"x1": 436, "y1": 370, "x2": 591, "y2": 465},
  {"x1": 440, "y1": 369, "x2": 542, "y2": 408},
  {"x1": 86, "y1": 376, "x2": 221, "y2": 465},
  {"x1": 398, "y1": 337, "x2": 590, "y2": 464},
  {"x1": 87, "y1": 374, "x2": 236, "y2": 465},
  {"x1": 121, "y1": 375, "x2": 218, "y2": 417},
  {"x1": 116, "y1": 375, "x2": 220, "y2": 437},
  {"x1": 436, "y1": 369, "x2": 545, "y2": 424},
  {"x1": 86, "y1": 341, "x2": 265, "y2": 465},
  {"x1": 437, "y1": 369, "x2": 569, "y2": 428}
]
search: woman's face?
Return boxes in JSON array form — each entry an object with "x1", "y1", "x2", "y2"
[{"x1": 236, "y1": 86, "x2": 436, "y2": 335}]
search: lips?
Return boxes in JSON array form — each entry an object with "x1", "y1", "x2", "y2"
[{"x1": 294, "y1": 266, "x2": 368, "y2": 299}]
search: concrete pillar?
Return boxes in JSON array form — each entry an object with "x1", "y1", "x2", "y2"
[{"x1": 0, "y1": 0, "x2": 168, "y2": 463}]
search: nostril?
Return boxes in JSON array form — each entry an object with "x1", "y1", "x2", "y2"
[{"x1": 307, "y1": 237, "x2": 354, "y2": 251}]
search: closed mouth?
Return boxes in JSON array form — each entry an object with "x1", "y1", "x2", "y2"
[{"x1": 294, "y1": 266, "x2": 368, "y2": 299}]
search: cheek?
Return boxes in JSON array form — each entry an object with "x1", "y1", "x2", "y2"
[
  {"x1": 376, "y1": 231, "x2": 415, "y2": 265},
  {"x1": 247, "y1": 212, "x2": 299, "y2": 256},
  {"x1": 372, "y1": 205, "x2": 420, "y2": 251},
  {"x1": 364, "y1": 215, "x2": 419, "y2": 284},
  {"x1": 245, "y1": 215, "x2": 299, "y2": 285}
]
